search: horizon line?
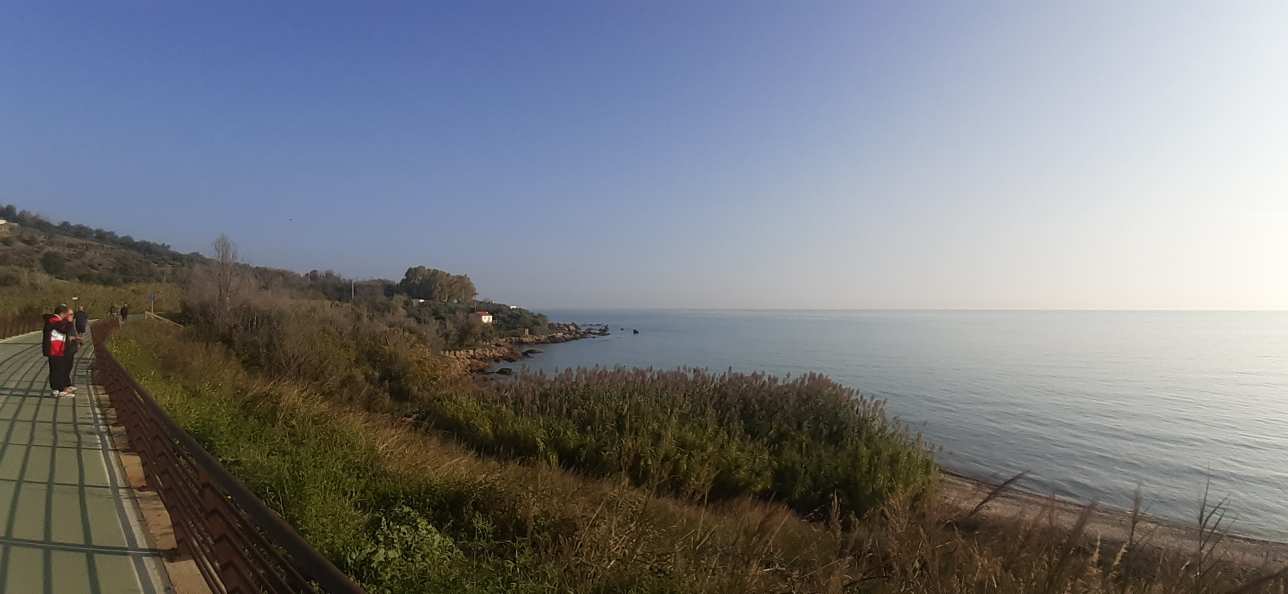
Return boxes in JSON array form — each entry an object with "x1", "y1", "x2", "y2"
[{"x1": 528, "y1": 307, "x2": 1288, "y2": 313}]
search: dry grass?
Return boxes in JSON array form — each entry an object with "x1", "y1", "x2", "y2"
[
  {"x1": 0, "y1": 276, "x2": 179, "y2": 318},
  {"x1": 109, "y1": 321, "x2": 1288, "y2": 593}
]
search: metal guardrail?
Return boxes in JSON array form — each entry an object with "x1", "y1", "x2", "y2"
[
  {"x1": 144, "y1": 310, "x2": 185, "y2": 328},
  {"x1": 91, "y1": 320, "x2": 366, "y2": 594}
]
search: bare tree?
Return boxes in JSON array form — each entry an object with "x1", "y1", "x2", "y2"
[{"x1": 213, "y1": 234, "x2": 238, "y2": 317}]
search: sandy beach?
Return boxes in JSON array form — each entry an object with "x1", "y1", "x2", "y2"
[{"x1": 941, "y1": 471, "x2": 1288, "y2": 568}]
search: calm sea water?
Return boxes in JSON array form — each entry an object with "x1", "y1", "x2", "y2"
[{"x1": 508, "y1": 310, "x2": 1288, "y2": 540}]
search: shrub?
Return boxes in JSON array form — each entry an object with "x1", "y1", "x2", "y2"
[
  {"x1": 0, "y1": 266, "x2": 22, "y2": 287},
  {"x1": 40, "y1": 251, "x2": 66, "y2": 276},
  {"x1": 181, "y1": 286, "x2": 456, "y2": 410}
]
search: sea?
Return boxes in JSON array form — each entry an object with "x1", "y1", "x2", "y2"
[{"x1": 506, "y1": 310, "x2": 1288, "y2": 541}]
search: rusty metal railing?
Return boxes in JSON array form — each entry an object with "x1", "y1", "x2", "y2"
[{"x1": 91, "y1": 320, "x2": 366, "y2": 594}]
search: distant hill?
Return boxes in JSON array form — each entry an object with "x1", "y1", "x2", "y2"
[
  {"x1": 0, "y1": 203, "x2": 204, "y2": 286},
  {"x1": 0, "y1": 203, "x2": 549, "y2": 348}
]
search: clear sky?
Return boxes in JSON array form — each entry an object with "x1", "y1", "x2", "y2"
[{"x1": 3, "y1": 2, "x2": 1286, "y2": 309}]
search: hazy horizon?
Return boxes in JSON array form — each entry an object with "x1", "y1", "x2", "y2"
[
  {"x1": 4, "y1": 3, "x2": 1286, "y2": 310},
  {"x1": 545, "y1": 307, "x2": 1288, "y2": 313}
]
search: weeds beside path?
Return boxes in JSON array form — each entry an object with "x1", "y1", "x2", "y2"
[
  {"x1": 109, "y1": 322, "x2": 878, "y2": 593},
  {"x1": 108, "y1": 321, "x2": 1288, "y2": 593}
]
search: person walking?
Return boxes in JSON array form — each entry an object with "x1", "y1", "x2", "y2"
[
  {"x1": 120, "y1": 303, "x2": 130, "y2": 325},
  {"x1": 42, "y1": 304, "x2": 80, "y2": 397},
  {"x1": 74, "y1": 305, "x2": 89, "y2": 335},
  {"x1": 69, "y1": 305, "x2": 89, "y2": 362}
]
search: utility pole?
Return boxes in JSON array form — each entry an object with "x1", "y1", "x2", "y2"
[{"x1": 350, "y1": 280, "x2": 355, "y2": 302}]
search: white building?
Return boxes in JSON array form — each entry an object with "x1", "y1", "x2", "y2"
[{"x1": 471, "y1": 311, "x2": 494, "y2": 324}]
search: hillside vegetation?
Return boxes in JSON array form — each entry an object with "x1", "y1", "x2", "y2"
[
  {"x1": 0, "y1": 274, "x2": 179, "y2": 338},
  {"x1": 6, "y1": 210, "x2": 1283, "y2": 592},
  {"x1": 111, "y1": 322, "x2": 881, "y2": 593},
  {"x1": 169, "y1": 265, "x2": 935, "y2": 521},
  {"x1": 1, "y1": 203, "x2": 199, "y2": 285},
  {"x1": 1, "y1": 204, "x2": 546, "y2": 348},
  {"x1": 110, "y1": 316, "x2": 1288, "y2": 594}
]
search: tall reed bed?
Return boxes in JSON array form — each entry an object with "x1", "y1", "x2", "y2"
[{"x1": 414, "y1": 367, "x2": 938, "y2": 520}]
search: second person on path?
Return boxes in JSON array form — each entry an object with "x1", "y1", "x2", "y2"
[{"x1": 74, "y1": 305, "x2": 89, "y2": 335}]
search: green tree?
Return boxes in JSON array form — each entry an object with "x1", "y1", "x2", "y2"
[{"x1": 398, "y1": 266, "x2": 476, "y2": 303}]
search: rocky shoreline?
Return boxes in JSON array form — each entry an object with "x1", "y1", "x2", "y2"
[{"x1": 443, "y1": 322, "x2": 607, "y2": 373}]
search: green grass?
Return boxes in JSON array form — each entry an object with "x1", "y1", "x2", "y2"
[
  {"x1": 109, "y1": 322, "x2": 1288, "y2": 594},
  {"x1": 109, "y1": 322, "x2": 873, "y2": 593},
  {"x1": 110, "y1": 325, "x2": 547, "y2": 593},
  {"x1": 179, "y1": 295, "x2": 940, "y2": 521}
]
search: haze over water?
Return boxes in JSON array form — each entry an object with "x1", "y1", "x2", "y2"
[{"x1": 512, "y1": 310, "x2": 1288, "y2": 540}]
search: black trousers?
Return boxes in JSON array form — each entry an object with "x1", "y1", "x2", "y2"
[{"x1": 47, "y1": 356, "x2": 73, "y2": 392}]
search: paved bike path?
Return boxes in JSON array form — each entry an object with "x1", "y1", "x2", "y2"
[{"x1": 0, "y1": 331, "x2": 170, "y2": 593}]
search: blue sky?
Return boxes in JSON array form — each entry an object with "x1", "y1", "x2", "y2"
[{"x1": 3, "y1": 2, "x2": 1286, "y2": 309}]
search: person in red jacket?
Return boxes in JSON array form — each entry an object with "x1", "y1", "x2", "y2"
[{"x1": 41, "y1": 304, "x2": 81, "y2": 397}]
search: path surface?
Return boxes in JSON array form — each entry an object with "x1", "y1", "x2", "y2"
[{"x1": 0, "y1": 331, "x2": 170, "y2": 593}]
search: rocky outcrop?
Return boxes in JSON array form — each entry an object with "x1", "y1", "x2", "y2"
[
  {"x1": 443, "y1": 323, "x2": 604, "y2": 373},
  {"x1": 443, "y1": 344, "x2": 522, "y2": 373},
  {"x1": 445, "y1": 344, "x2": 522, "y2": 361},
  {"x1": 503, "y1": 323, "x2": 607, "y2": 345}
]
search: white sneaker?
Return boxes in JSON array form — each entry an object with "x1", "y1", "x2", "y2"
[
  {"x1": 64, "y1": 386, "x2": 78, "y2": 393},
  {"x1": 52, "y1": 390, "x2": 64, "y2": 397}
]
